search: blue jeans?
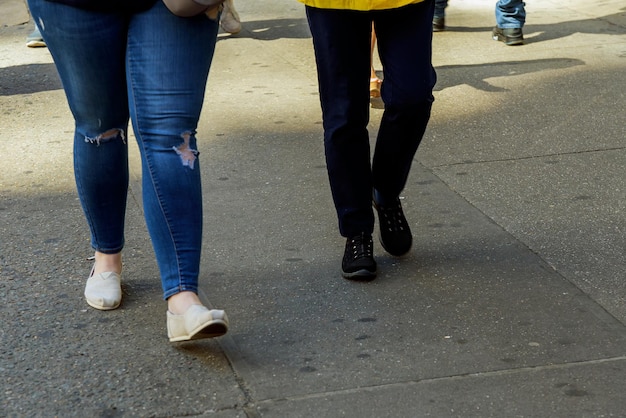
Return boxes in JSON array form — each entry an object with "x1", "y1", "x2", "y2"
[
  {"x1": 434, "y1": 0, "x2": 447, "y2": 18},
  {"x1": 306, "y1": 1, "x2": 436, "y2": 238},
  {"x1": 27, "y1": 0, "x2": 219, "y2": 299},
  {"x1": 434, "y1": 0, "x2": 526, "y2": 28}
]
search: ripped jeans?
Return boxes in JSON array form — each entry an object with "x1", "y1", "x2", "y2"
[{"x1": 27, "y1": 0, "x2": 219, "y2": 299}]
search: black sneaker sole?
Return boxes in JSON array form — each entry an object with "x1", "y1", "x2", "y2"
[
  {"x1": 341, "y1": 268, "x2": 377, "y2": 281},
  {"x1": 493, "y1": 35, "x2": 524, "y2": 46},
  {"x1": 492, "y1": 30, "x2": 524, "y2": 46}
]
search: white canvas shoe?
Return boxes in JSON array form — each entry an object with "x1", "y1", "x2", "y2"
[
  {"x1": 167, "y1": 305, "x2": 229, "y2": 342},
  {"x1": 84, "y1": 271, "x2": 122, "y2": 310}
]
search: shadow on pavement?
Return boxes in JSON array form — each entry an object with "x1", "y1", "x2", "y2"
[
  {"x1": 434, "y1": 58, "x2": 585, "y2": 92},
  {"x1": 0, "y1": 63, "x2": 61, "y2": 96}
]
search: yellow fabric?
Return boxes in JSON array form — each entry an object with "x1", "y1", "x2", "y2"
[{"x1": 297, "y1": 0, "x2": 424, "y2": 11}]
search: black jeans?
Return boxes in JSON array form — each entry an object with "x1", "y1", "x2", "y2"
[{"x1": 306, "y1": 1, "x2": 436, "y2": 237}]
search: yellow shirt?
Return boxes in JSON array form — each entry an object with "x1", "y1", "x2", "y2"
[{"x1": 297, "y1": 0, "x2": 424, "y2": 10}]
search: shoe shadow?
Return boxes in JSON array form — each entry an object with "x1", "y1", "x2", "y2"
[{"x1": 434, "y1": 58, "x2": 585, "y2": 92}]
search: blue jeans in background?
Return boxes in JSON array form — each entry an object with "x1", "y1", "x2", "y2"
[
  {"x1": 495, "y1": 0, "x2": 525, "y2": 28},
  {"x1": 306, "y1": 1, "x2": 436, "y2": 237},
  {"x1": 27, "y1": 0, "x2": 219, "y2": 299},
  {"x1": 434, "y1": 0, "x2": 447, "y2": 19},
  {"x1": 434, "y1": 0, "x2": 526, "y2": 28}
]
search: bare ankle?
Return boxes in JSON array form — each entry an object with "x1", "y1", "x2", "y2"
[
  {"x1": 167, "y1": 291, "x2": 202, "y2": 315},
  {"x1": 92, "y1": 251, "x2": 122, "y2": 276}
]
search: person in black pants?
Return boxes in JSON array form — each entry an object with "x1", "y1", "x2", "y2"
[{"x1": 304, "y1": 0, "x2": 436, "y2": 280}]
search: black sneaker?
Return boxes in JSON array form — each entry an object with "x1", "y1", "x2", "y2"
[
  {"x1": 341, "y1": 233, "x2": 377, "y2": 281},
  {"x1": 374, "y1": 197, "x2": 412, "y2": 257},
  {"x1": 492, "y1": 26, "x2": 524, "y2": 46},
  {"x1": 433, "y1": 17, "x2": 445, "y2": 32}
]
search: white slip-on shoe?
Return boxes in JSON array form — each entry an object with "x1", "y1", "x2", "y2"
[
  {"x1": 220, "y1": 0, "x2": 241, "y2": 34},
  {"x1": 167, "y1": 304, "x2": 229, "y2": 342},
  {"x1": 84, "y1": 271, "x2": 122, "y2": 310}
]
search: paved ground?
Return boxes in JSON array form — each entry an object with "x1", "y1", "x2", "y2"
[{"x1": 1, "y1": 0, "x2": 625, "y2": 416}]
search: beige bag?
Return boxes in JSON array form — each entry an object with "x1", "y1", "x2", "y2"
[{"x1": 162, "y1": 0, "x2": 224, "y2": 17}]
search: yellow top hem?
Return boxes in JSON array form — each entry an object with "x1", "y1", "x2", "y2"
[{"x1": 297, "y1": 0, "x2": 425, "y2": 11}]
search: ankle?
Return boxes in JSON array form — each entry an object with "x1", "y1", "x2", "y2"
[
  {"x1": 168, "y1": 291, "x2": 202, "y2": 315},
  {"x1": 92, "y1": 252, "x2": 122, "y2": 276},
  {"x1": 373, "y1": 189, "x2": 401, "y2": 207}
]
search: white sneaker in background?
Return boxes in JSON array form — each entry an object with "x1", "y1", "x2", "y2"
[{"x1": 220, "y1": 0, "x2": 242, "y2": 34}]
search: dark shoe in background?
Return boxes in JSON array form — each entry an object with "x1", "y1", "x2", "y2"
[
  {"x1": 433, "y1": 16, "x2": 445, "y2": 32},
  {"x1": 492, "y1": 26, "x2": 524, "y2": 45},
  {"x1": 342, "y1": 233, "x2": 377, "y2": 281}
]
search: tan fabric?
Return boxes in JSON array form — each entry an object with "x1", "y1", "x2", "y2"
[
  {"x1": 162, "y1": 0, "x2": 223, "y2": 17},
  {"x1": 296, "y1": 0, "x2": 424, "y2": 11}
]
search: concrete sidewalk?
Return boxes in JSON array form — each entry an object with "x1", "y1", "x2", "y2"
[{"x1": 1, "y1": 0, "x2": 625, "y2": 416}]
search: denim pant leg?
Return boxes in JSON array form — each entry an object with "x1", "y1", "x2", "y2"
[
  {"x1": 434, "y1": 0, "x2": 448, "y2": 19},
  {"x1": 495, "y1": 0, "x2": 526, "y2": 28},
  {"x1": 306, "y1": 7, "x2": 375, "y2": 238},
  {"x1": 127, "y1": 2, "x2": 219, "y2": 299},
  {"x1": 28, "y1": 0, "x2": 218, "y2": 299},
  {"x1": 372, "y1": 1, "x2": 436, "y2": 203},
  {"x1": 27, "y1": 0, "x2": 130, "y2": 254}
]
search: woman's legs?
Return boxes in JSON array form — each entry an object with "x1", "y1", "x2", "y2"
[
  {"x1": 30, "y1": 0, "x2": 220, "y2": 311},
  {"x1": 28, "y1": 0, "x2": 130, "y2": 277},
  {"x1": 126, "y1": 2, "x2": 219, "y2": 305}
]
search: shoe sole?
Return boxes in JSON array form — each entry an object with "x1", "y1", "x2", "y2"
[
  {"x1": 169, "y1": 319, "x2": 228, "y2": 342},
  {"x1": 26, "y1": 40, "x2": 46, "y2": 48},
  {"x1": 86, "y1": 299, "x2": 121, "y2": 311},
  {"x1": 221, "y1": 28, "x2": 241, "y2": 35},
  {"x1": 341, "y1": 268, "x2": 377, "y2": 281},
  {"x1": 492, "y1": 34, "x2": 524, "y2": 46}
]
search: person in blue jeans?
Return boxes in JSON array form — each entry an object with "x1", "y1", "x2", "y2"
[
  {"x1": 27, "y1": 0, "x2": 229, "y2": 342},
  {"x1": 433, "y1": 0, "x2": 526, "y2": 45},
  {"x1": 26, "y1": 23, "x2": 46, "y2": 48}
]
